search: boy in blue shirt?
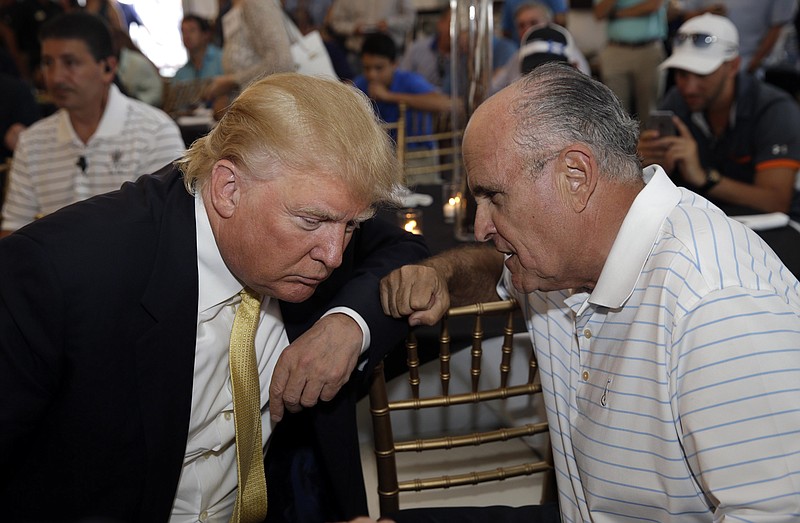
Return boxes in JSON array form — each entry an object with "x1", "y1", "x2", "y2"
[{"x1": 355, "y1": 33, "x2": 451, "y2": 184}]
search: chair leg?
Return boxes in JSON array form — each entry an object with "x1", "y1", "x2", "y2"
[
  {"x1": 540, "y1": 440, "x2": 558, "y2": 504},
  {"x1": 369, "y1": 362, "x2": 401, "y2": 516}
]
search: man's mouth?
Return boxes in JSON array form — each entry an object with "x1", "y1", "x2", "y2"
[{"x1": 294, "y1": 275, "x2": 327, "y2": 286}]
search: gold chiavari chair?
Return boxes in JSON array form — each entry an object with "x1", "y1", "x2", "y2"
[{"x1": 366, "y1": 299, "x2": 557, "y2": 517}]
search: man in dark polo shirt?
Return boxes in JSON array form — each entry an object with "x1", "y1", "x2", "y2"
[{"x1": 639, "y1": 13, "x2": 800, "y2": 218}]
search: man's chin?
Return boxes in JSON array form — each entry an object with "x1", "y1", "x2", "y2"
[
  {"x1": 510, "y1": 273, "x2": 537, "y2": 295},
  {"x1": 510, "y1": 271, "x2": 563, "y2": 294},
  {"x1": 273, "y1": 282, "x2": 320, "y2": 303}
]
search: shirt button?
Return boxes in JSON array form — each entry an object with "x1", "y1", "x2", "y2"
[
  {"x1": 199, "y1": 510, "x2": 208, "y2": 521},
  {"x1": 582, "y1": 371, "x2": 589, "y2": 381},
  {"x1": 224, "y1": 412, "x2": 232, "y2": 421},
  {"x1": 583, "y1": 329, "x2": 592, "y2": 339}
]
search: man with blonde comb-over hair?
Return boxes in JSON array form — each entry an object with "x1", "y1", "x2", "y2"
[{"x1": 0, "y1": 73, "x2": 429, "y2": 523}]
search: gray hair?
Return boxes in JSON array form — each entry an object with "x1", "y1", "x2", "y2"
[{"x1": 512, "y1": 62, "x2": 642, "y2": 182}]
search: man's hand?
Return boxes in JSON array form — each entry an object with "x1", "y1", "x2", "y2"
[
  {"x1": 637, "y1": 128, "x2": 671, "y2": 169},
  {"x1": 660, "y1": 116, "x2": 705, "y2": 187},
  {"x1": 367, "y1": 81, "x2": 392, "y2": 103},
  {"x1": 4, "y1": 123, "x2": 26, "y2": 151},
  {"x1": 380, "y1": 265, "x2": 450, "y2": 326},
  {"x1": 269, "y1": 313, "x2": 362, "y2": 422},
  {"x1": 639, "y1": 116, "x2": 706, "y2": 187}
]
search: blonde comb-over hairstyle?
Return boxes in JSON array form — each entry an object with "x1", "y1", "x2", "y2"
[{"x1": 178, "y1": 73, "x2": 401, "y2": 205}]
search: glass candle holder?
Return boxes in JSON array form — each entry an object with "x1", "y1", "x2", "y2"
[
  {"x1": 397, "y1": 208, "x2": 423, "y2": 235},
  {"x1": 442, "y1": 183, "x2": 462, "y2": 224}
]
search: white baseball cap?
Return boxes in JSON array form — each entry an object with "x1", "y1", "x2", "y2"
[{"x1": 659, "y1": 14, "x2": 739, "y2": 75}]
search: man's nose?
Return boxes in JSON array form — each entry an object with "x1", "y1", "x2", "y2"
[
  {"x1": 311, "y1": 227, "x2": 347, "y2": 268},
  {"x1": 473, "y1": 203, "x2": 496, "y2": 242},
  {"x1": 45, "y1": 62, "x2": 66, "y2": 83}
]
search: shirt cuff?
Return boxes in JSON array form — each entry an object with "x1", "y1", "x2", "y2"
[{"x1": 321, "y1": 307, "x2": 370, "y2": 354}]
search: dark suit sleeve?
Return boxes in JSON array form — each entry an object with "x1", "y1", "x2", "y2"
[{"x1": 0, "y1": 233, "x2": 66, "y2": 460}]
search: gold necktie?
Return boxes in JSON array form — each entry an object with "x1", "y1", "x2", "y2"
[{"x1": 229, "y1": 288, "x2": 268, "y2": 523}]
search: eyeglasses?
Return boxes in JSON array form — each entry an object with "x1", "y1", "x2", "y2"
[{"x1": 674, "y1": 32, "x2": 737, "y2": 52}]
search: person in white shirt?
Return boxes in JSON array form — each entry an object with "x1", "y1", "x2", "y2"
[
  {"x1": 370, "y1": 62, "x2": 800, "y2": 522},
  {"x1": 1, "y1": 11, "x2": 184, "y2": 236}
]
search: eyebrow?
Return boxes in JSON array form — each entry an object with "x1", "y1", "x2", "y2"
[
  {"x1": 469, "y1": 184, "x2": 500, "y2": 199},
  {"x1": 297, "y1": 206, "x2": 376, "y2": 223}
]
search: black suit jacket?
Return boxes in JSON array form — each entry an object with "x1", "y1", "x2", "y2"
[{"x1": 0, "y1": 166, "x2": 429, "y2": 522}]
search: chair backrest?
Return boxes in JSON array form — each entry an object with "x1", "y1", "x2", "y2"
[
  {"x1": 162, "y1": 78, "x2": 211, "y2": 116},
  {"x1": 381, "y1": 103, "x2": 463, "y2": 186},
  {"x1": 380, "y1": 102, "x2": 407, "y2": 167},
  {"x1": 367, "y1": 299, "x2": 557, "y2": 516}
]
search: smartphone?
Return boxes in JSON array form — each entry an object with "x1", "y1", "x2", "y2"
[{"x1": 645, "y1": 110, "x2": 677, "y2": 136}]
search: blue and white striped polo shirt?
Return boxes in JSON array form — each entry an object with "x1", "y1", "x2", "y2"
[{"x1": 501, "y1": 166, "x2": 800, "y2": 521}]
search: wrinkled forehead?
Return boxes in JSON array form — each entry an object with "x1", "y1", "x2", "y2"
[
  {"x1": 464, "y1": 89, "x2": 516, "y2": 147},
  {"x1": 282, "y1": 170, "x2": 375, "y2": 219},
  {"x1": 464, "y1": 105, "x2": 519, "y2": 179}
]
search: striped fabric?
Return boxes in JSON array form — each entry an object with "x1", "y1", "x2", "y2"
[
  {"x1": 501, "y1": 167, "x2": 800, "y2": 521},
  {"x1": 2, "y1": 84, "x2": 185, "y2": 231}
]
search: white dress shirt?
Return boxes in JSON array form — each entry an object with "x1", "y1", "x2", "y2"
[
  {"x1": 170, "y1": 195, "x2": 369, "y2": 523},
  {"x1": 170, "y1": 195, "x2": 288, "y2": 523}
]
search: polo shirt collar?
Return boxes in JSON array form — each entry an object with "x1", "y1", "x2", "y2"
[
  {"x1": 585, "y1": 166, "x2": 682, "y2": 311},
  {"x1": 690, "y1": 73, "x2": 752, "y2": 137},
  {"x1": 55, "y1": 84, "x2": 130, "y2": 145}
]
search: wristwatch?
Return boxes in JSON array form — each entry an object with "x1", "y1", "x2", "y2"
[{"x1": 699, "y1": 168, "x2": 721, "y2": 194}]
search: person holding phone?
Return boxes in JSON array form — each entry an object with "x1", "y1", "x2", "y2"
[{"x1": 638, "y1": 14, "x2": 800, "y2": 217}]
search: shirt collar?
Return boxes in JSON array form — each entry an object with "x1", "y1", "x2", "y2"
[
  {"x1": 195, "y1": 193, "x2": 245, "y2": 314},
  {"x1": 690, "y1": 73, "x2": 752, "y2": 137},
  {"x1": 586, "y1": 166, "x2": 682, "y2": 311},
  {"x1": 690, "y1": 102, "x2": 737, "y2": 137},
  {"x1": 55, "y1": 84, "x2": 130, "y2": 145}
]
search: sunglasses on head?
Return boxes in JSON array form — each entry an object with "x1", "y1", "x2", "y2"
[{"x1": 674, "y1": 32, "x2": 737, "y2": 51}]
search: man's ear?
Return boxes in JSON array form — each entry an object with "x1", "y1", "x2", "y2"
[
  {"x1": 208, "y1": 159, "x2": 240, "y2": 219},
  {"x1": 102, "y1": 56, "x2": 118, "y2": 79},
  {"x1": 558, "y1": 144, "x2": 597, "y2": 213}
]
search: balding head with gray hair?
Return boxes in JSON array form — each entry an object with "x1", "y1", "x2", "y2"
[{"x1": 511, "y1": 62, "x2": 642, "y2": 182}]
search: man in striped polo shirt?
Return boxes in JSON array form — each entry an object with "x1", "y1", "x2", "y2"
[
  {"x1": 377, "y1": 62, "x2": 800, "y2": 522},
  {"x1": 0, "y1": 11, "x2": 185, "y2": 237}
]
